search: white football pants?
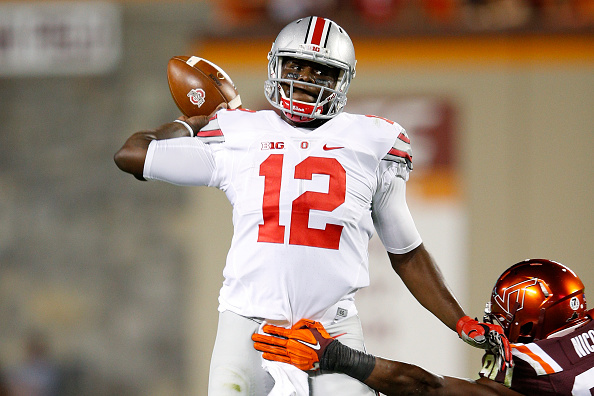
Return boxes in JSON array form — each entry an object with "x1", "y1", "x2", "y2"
[{"x1": 208, "y1": 310, "x2": 377, "y2": 395}]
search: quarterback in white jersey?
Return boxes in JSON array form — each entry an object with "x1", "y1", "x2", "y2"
[
  {"x1": 144, "y1": 109, "x2": 420, "y2": 326},
  {"x1": 115, "y1": 16, "x2": 510, "y2": 396}
]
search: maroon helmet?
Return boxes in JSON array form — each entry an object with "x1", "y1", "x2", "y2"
[{"x1": 484, "y1": 259, "x2": 588, "y2": 343}]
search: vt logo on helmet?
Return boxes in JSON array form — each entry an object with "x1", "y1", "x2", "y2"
[{"x1": 265, "y1": 16, "x2": 357, "y2": 123}]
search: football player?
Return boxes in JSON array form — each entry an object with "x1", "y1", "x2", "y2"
[
  {"x1": 253, "y1": 259, "x2": 594, "y2": 395},
  {"x1": 114, "y1": 16, "x2": 510, "y2": 395}
]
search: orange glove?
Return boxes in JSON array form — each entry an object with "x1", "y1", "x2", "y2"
[
  {"x1": 457, "y1": 316, "x2": 513, "y2": 368},
  {"x1": 252, "y1": 319, "x2": 335, "y2": 371}
]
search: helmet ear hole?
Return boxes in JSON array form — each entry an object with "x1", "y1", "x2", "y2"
[{"x1": 519, "y1": 321, "x2": 533, "y2": 337}]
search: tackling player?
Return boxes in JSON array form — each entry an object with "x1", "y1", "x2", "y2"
[
  {"x1": 114, "y1": 16, "x2": 510, "y2": 395},
  {"x1": 253, "y1": 259, "x2": 593, "y2": 395}
]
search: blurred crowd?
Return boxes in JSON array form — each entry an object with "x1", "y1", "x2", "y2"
[
  {"x1": 0, "y1": 332, "x2": 60, "y2": 396},
  {"x1": 212, "y1": 0, "x2": 594, "y2": 34}
]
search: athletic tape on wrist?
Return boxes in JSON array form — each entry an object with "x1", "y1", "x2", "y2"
[
  {"x1": 173, "y1": 119, "x2": 194, "y2": 137},
  {"x1": 320, "y1": 340, "x2": 376, "y2": 382}
]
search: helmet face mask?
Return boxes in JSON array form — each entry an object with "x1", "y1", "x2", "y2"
[
  {"x1": 484, "y1": 259, "x2": 588, "y2": 343},
  {"x1": 265, "y1": 16, "x2": 356, "y2": 123}
]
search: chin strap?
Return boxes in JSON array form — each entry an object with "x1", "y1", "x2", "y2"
[
  {"x1": 282, "y1": 110, "x2": 315, "y2": 123},
  {"x1": 280, "y1": 96, "x2": 323, "y2": 121}
]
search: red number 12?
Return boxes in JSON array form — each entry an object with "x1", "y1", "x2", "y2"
[{"x1": 257, "y1": 154, "x2": 346, "y2": 250}]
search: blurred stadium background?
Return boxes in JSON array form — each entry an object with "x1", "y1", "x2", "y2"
[{"x1": 0, "y1": 1, "x2": 592, "y2": 395}]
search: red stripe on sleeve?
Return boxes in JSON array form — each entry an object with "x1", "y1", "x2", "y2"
[
  {"x1": 196, "y1": 129, "x2": 223, "y2": 137},
  {"x1": 388, "y1": 148, "x2": 412, "y2": 161}
]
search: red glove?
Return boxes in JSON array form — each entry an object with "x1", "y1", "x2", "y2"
[
  {"x1": 252, "y1": 319, "x2": 335, "y2": 371},
  {"x1": 457, "y1": 316, "x2": 513, "y2": 368}
]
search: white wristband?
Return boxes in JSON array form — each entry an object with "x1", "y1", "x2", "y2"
[{"x1": 173, "y1": 119, "x2": 194, "y2": 137}]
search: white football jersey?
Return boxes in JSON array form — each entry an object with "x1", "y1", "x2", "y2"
[{"x1": 144, "y1": 109, "x2": 422, "y2": 325}]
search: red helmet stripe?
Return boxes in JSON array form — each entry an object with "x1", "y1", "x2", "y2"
[{"x1": 307, "y1": 17, "x2": 329, "y2": 46}]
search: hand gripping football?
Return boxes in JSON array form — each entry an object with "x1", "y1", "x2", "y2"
[{"x1": 167, "y1": 55, "x2": 242, "y2": 117}]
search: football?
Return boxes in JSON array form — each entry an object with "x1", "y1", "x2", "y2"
[{"x1": 167, "y1": 55, "x2": 242, "y2": 117}]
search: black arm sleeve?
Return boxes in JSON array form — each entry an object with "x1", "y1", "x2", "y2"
[{"x1": 320, "y1": 340, "x2": 376, "y2": 383}]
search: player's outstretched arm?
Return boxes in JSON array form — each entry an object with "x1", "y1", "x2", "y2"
[
  {"x1": 388, "y1": 243, "x2": 465, "y2": 331},
  {"x1": 252, "y1": 320, "x2": 521, "y2": 396},
  {"x1": 389, "y1": 244, "x2": 513, "y2": 366},
  {"x1": 114, "y1": 105, "x2": 225, "y2": 179},
  {"x1": 114, "y1": 122, "x2": 187, "y2": 179},
  {"x1": 369, "y1": 357, "x2": 521, "y2": 396}
]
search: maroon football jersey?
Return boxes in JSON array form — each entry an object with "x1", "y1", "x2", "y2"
[{"x1": 479, "y1": 320, "x2": 594, "y2": 395}]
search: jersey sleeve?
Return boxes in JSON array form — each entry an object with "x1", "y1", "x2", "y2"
[
  {"x1": 371, "y1": 162, "x2": 422, "y2": 254},
  {"x1": 382, "y1": 124, "x2": 413, "y2": 172},
  {"x1": 143, "y1": 136, "x2": 217, "y2": 186}
]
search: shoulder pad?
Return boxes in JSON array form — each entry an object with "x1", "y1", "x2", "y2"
[
  {"x1": 383, "y1": 130, "x2": 412, "y2": 171},
  {"x1": 195, "y1": 114, "x2": 224, "y2": 143}
]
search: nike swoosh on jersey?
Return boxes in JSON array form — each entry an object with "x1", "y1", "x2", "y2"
[
  {"x1": 296, "y1": 339, "x2": 321, "y2": 350},
  {"x1": 323, "y1": 144, "x2": 344, "y2": 150}
]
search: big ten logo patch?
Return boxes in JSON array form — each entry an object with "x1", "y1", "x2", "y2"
[
  {"x1": 261, "y1": 142, "x2": 284, "y2": 150},
  {"x1": 260, "y1": 141, "x2": 310, "y2": 150}
]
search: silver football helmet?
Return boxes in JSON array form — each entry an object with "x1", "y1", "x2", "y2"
[{"x1": 265, "y1": 16, "x2": 356, "y2": 122}]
